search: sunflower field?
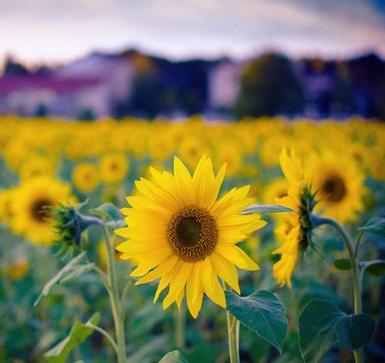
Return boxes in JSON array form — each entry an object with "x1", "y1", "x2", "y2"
[{"x1": 1, "y1": 115, "x2": 385, "y2": 363}]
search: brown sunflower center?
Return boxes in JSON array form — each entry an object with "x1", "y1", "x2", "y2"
[
  {"x1": 321, "y1": 174, "x2": 347, "y2": 203},
  {"x1": 30, "y1": 198, "x2": 54, "y2": 223},
  {"x1": 109, "y1": 162, "x2": 118, "y2": 171},
  {"x1": 167, "y1": 205, "x2": 218, "y2": 262}
]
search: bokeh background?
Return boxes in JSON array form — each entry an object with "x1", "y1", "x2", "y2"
[{"x1": 1, "y1": 0, "x2": 385, "y2": 120}]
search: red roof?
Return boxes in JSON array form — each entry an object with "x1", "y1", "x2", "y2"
[{"x1": 0, "y1": 75, "x2": 102, "y2": 95}]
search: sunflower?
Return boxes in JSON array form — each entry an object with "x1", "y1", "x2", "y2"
[
  {"x1": 7, "y1": 256, "x2": 29, "y2": 280},
  {"x1": 12, "y1": 177, "x2": 74, "y2": 246},
  {"x1": 272, "y1": 149, "x2": 315, "y2": 287},
  {"x1": 100, "y1": 153, "x2": 129, "y2": 185},
  {"x1": 215, "y1": 140, "x2": 242, "y2": 176},
  {"x1": 0, "y1": 188, "x2": 17, "y2": 226},
  {"x1": 19, "y1": 154, "x2": 56, "y2": 181},
  {"x1": 72, "y1": 162, "x2": 100, "y2": 193},
  {"x1": 115, "y1": 156, "x2": 266, "y2": 318},
  {"x1": 262, "y1": 178, "x2": 288, "y2": 204},
  {"x1": 178, "y1": 136, "x2": 206, "y2": 169},
  {"x1": 307, "y1": 152, "x2": 366, "y2": 223}
]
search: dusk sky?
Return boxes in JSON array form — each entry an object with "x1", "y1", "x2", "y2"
[{"x1": 1, "y1": 0, "x2": 385, "y2": 65}]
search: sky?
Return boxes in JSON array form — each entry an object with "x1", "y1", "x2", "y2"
[{"x1": 0, "y1": 0, "x2": 385, "y2": 66}]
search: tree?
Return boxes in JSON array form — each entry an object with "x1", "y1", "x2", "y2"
[
  {"x1": 129, "y1": 69, "x2": 163, "y2": 118},
  {"x1": 235, "y1": 52, "x2": 304, "y2": 118},
  {"x1": 3, "y1": 55, "x2": 30, "y2": 76}
]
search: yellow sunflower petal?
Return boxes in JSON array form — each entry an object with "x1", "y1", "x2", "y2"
[
  {"x1": 211, "y1": 254, "x2": 240, "y2": 294},
  {"x1": 200, "y1": 258, "x2": 226, "y2": 308},
  {"x1": 217, "y1": 244, "x2": 259, "y2": 271},
  {"x1": 162, "y1": 262, "x2": 193, "y2": 309},
  {"x1": 186, "y1": 263, "x2": 204, "y2": 318}
]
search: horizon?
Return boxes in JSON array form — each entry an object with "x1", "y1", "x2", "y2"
[
  {"x1": 1, "y1": 0, "x2": 385, "y2": 69},
  {"x1": 2, "y1": 45, "x2": 384, "y2": 74}
]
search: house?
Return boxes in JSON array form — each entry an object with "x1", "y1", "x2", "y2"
[
  {"x1": 0, "y1": 74, "x2": 108, "y2": 118},
  {"x1": 208, "y1": 60, "x2": 242, "y2": 112},
  {"x1": 299, "y1": 59, "x2": 336, "y2": 118},
  {"x1": 56, "y1": 53, "x2": 134, "y2": 108},
  {"x1": 0, "y1": 53, "x2": 134, "y2": 119}
]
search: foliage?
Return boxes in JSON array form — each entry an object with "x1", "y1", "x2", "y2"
[
  {"x1": 236, "y1": 52, "x2": 304, "y2": 117},
  {"x1": 298, "y1": 300, "x2": 375, "y2": 362},
  {"x1": 45, "y1": 313, "x2": 100, "y2": 363},
  {"x1": 225, "y1": 290, "x2": 287, "y2": 352}
]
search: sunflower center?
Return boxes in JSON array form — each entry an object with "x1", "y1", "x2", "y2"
[
  {"x1": 30, "y1": 198, "x2": 53, "y2": 223},
  {"x1": 167, "y1": 205, "x2": 218, "y2": 262},
  {"x1": 321, "y1": 174, "x2": 347, "y2": 202},
  {"x1": 110, "y1": 162, "x2": 118, "y2": 171}
]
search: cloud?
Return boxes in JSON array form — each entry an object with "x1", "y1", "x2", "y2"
[{"x1": 0, "y1": 0, "x2": 384, "y2": 63}]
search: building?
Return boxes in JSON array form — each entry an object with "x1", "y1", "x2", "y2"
[
  {"x1": 208, "y1": 60, "x2": 242, "y2": 112},
  {"x1": 0, "y1": 53, "x2": 134, "y2": 119}
]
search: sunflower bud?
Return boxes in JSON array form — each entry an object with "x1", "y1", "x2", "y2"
[
  {"x1": 53, "y1": 206, "x2": 82, "y2": 246},
  {"x1": 53, "y1": 203, "x2": 101, "y2": 249},
  {"x1": 298, "y1": 185, "x2": 318, "y2": 252}
]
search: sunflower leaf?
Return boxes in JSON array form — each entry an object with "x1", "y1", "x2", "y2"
[
  {"x1": 34, "y1": 251, "x2": 91, "y2": 306},
  {"x1": 358, "y1": 217, "x2": 385, "y2": 237},
  {"x1": 360, "y1": 260, "x2": 385, "y2": 276},
  {"x1": 334, "y1": 258, "x2": 352, "y2": 270},
  {"x1": 242, "y1": 204, "x2": 293, "y2": 215},
  {"x1": 298, "y1": 299, "x2": 376, "y2": 362},
  {"x1": 225, "y1": 290, "x2": 287, "y2": 352},
  {"x1": 159, "y1": 350, "x2": 189, "y2": 363},
  {"x1": 90, "y1": 203, "x2": 122, "y2": 222},
  {"x1": 45, "y1": 313, "x2": 100, "y2": 363}
]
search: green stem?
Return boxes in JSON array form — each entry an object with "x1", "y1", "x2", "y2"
[
  {"x1": 174, "y1": 305, "x2": 186, "y2": 350},
  {"x1": 120, "y1": 279, "x2": 132, "y2": 320},
  {"x1": 98, "y1": 224, "x2": 127, "y2": 363},
  {"x1": 226, "y1": 310, "x2": 240, "y2": 363},
  {"x1": 313, "y1": 215, "x2": 363, "y2": 363},
  {"x1": 354, "y1": 232, "x2": 364, "y2": 260},
  {"x1": 93, "y1": 265, "x2": 111, "y2": 293}
]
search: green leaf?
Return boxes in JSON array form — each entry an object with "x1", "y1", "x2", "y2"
[
  {"x1": 225, "y1": 290, "x2": 287, "y2": 352},
  {"x1": 127, "y1": 335, "x2": 167, "y2": 363},
  {"x1": 34, "y1": 251, "x2": 93, "y2": 306},
  {"x1": 242, "y1": 204, "x2": 293, "y2": 215},
  {"x1": 90, "y1": 203, "x2": 122, "y2": 222},
  {"x1": 337, "y1": 314, "x2": 376, "y2": 349},
  {"x1": 45, "y1": 313, "x2": 100, "y2": 363},
  {"x1": 360, "y1": 260, "x2": 385, "y2": 276},
  {"x1": 334, "y1": 258, "x2": 352, "y2": 270},
  {"x1": 358, "y1": 217, "x2": 385, "y2": 237},
  {"x1": 159, "y1": 350, "x2": 189, "y2": 363},
  {"x1": 299, "y1": 300, "x2": 375, "y2": 362}
]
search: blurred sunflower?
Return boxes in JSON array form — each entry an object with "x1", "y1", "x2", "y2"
[
  {"x1": 215, "y1": 140, "x2": 242, "y2": 176},
  {"x1": 72, "y1": 162, "x2": 100, "y2": 193},
  {"x1": 0, "y1": 188, "x2": 17, "y2": 226},
  {"x1": 12, "y1": 177, "x2": 74, "y2": 246},
  {"x1": 262, "y1": 178, "x2": 288, "y2": 204},
  {"x1": 100, "y1": 153, "x2": 129, "y2": 185},
  {"x1": 115, "y1": 156, "x2": 266, "y2": 318},
  {"x1": 365, "y1": 144, "x2": 385, "y2": 181},
  {"x1": 7, "y1": 256, "x2": 29, "y2": 280},
  {"x1": 308, "y1": 153, "x2": 366, "y2": 223},
  {"x1": 273, "y1": 149, "x2": 316, "y2": 287},
  {"x1": 19, "y1": 154, "x2": 56, "y2": 181},
  {"x1": 178, "y1": 136, "x2": 206, "y2": 169}
]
